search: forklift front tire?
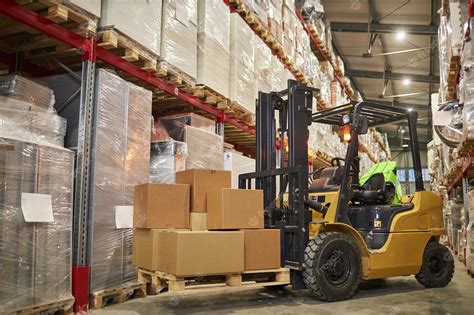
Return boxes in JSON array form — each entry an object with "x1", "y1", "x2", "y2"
[
  {"x1": 303, "y1": 232, "x2": 361, "y2": 302},
  {"x1": 415, "y1": 242, "x2": 454, "y2": 288}
]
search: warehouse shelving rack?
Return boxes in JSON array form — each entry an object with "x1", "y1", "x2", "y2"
[
  {"x1": 0, "y1": 0, "x2": 389, "y2": 311},
  {"x1": 0, "y1": 0, "x2": 257, "y2": 312}
]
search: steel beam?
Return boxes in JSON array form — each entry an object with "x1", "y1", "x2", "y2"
[
  {"x1": 331, "y1": 22, "x2": 438, "y2": 35},
  {"x1": 346, "y1": 69, "x2": 439, "y2": 83}
]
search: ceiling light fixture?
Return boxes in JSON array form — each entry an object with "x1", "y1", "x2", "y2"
[
  {"x1": 396, "y1": 31, "x2": 406, "y2": 41},
  {"x1": 403, "y1": 78, "x2": 411, "y2": 86},
  {"x1": 408, "y1": 107, "x2": 413, "y2": 112}
]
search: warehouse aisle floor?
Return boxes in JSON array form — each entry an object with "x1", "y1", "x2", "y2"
[{"x1": 92, "y1": 260, "x2": 474, "y2": 315}]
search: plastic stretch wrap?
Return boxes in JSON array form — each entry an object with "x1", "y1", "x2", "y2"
[
  {"x1": 255, "y1": 35, "x2": 273, "y2": 96},
  {"x1": 66, "y1": 0, "x2": 101, "y2": 17},
  {"x1": 0, "y1": 75, "x2": 55, "y2": 110},
  {"x1": 150, "y1": 140, "x2": 187, "y2": 183},
  {"x1": 253, "y1": 0, "x2": 269, "y2": 23},
  {"x1": 157, "y1": 120, "x2": 223, "y2": 170},
  {"x1": 268, "y1": 55, "x2": 286, "y2": 91},
  {"x1": 438, "y1": 15, "x2": 451, "y2": 102},
  {"x1": 0, "y1": 96, "x2": 67, "y2": 147},
  {"x1": 230, "y1": 14, "x2": 256, "y2": 112},
  {"x1": 0, "y1": 137, "x2": 74, "y2": 312},
  {"x1": 89, "y1": 69, "x2": 152, "y2": 292},
  {"x1": 461, "y1": 70, "x2": 474, "y2": 143},
  {"x1": 161, "y1": 0, "x2": 198, "y2": 79},
  {"x1": 197, "y1": 0, "x2": 230, "y2": 97},
  {"x1": 101, "y1": 0, "x2": 162, "y2": 55},
  {"x1": 282, "y1": 5, "x2": 297, "y2": 60},
  {"x1": 268, "y1": 1, "x2": 283, "y2": 45},
  {"x1": 467, "y1": 221, "x2": 474, "y2": 273},
  {"x1": 160, "y1": 112, "x2": 215, "y2": 134},
  {"x1": 224, "y1": 150, "x2": 255, "y2": 189}
]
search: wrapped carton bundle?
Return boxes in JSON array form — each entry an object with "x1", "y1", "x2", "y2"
[
  {"x1": 255, "y1": 35, "x2": 273, "y2": 97},
  {"x1": 253, "y1": 0, "x2": 269, "y2": 23},
  {"x1": 268, "y1": 0, "x2": 284, "y2": 45},
  {"x1": 197, "y1": 0, "x2": 230, "y2": 98},
  {"x1": 100, "y1": 0, "x2": 162, "y2": 56},
  {"x1": 158, "y1": 113, "x2": 223, "y2": 170},
  {"x1": 0, "y1": 138, "x2": 74, "y2": 313},
  {"x1": 149, "y1": 140, "x2": 187, "y2": 184},
  {"x1": 230, "y1": 14, "x2": 256, "y2": 113},
  {"x1": 224, "y1": 150, "x2": 255, "y2": 189},
  {"x1": 461, "y1": 70, "x2": 474, "y2": 143},
  {"x1": 268, "y1": 55, "x2": 287, "y2": 91},
  {"x1": 67, "y1": 0, "x2": 101, "y2": 17},
  {"x1": 0, "y1": 74, "x2": 55, "y2": 110},
  {"x1": 89, "y1": 69, "x2": 152, "y2": 292},
  {"x1": 0, "y1": 95, "x2": 66, "y2": 147},
  {"x1": 161, "y1": 0, "x2": 198, "y2": 80},
  {"x1": 282, "y1": 5, "x2": 297, "y2": 61}
]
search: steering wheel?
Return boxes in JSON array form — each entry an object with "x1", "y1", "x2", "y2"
[{"x1": 331, "y1": 157, "x2": 345, "y2": 167}]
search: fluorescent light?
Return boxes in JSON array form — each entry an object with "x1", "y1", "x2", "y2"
[
  {"x1": 402, "y1": 144, "x2": 409, "y2": 148},
  {"x1": 396, "y1": 31, "x2": 406, "y2": 41},
  {"x1": 403, "y1": 78, "x2": 411, "y2": 86},
  {"x1": 401, "y1": 129, "x2": 406, "y2": 134},
  {"x1": 408, "y1": 107, "x2": 413, "y2": 112}
]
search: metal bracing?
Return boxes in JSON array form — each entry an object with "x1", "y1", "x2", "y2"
[
  {"x1": 346, "y1": 69, "x2": 440, "y2": 83},
  {"x1": 331, "y1": 22, "x2": 438, "y2": 35}
]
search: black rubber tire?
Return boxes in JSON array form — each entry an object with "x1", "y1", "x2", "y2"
[
  {"x1": 303, "y1": 232, "x2": 361, "y2": 302},
  {"x1": 415, "y1": 242, "x2": 455, "y2": 288}
]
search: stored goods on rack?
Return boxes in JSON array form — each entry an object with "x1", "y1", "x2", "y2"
[
  {"x1": 137, "y1": 268, "x2": 290, "y2": 294},
  {"x1": 197, "y1": 0, "x2": 231, "y2": 99},
  {"x1": 160, "y1": 0, "x2": 197, "y2": 80},
  {"x1": 100, "y1": 0, "x2": 161, "y2": 56}
]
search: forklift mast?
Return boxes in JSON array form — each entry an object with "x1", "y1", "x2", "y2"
[{"x1": 239, "y1": 80, "x2": 317, "y2": 289}]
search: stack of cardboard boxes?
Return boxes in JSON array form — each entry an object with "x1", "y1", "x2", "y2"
[{"x1": 132, "y1": 169, "x2": 280, "y2": 278}]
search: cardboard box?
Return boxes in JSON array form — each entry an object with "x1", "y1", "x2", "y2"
[
  {"x1": 190, "y1": 212, "x2": 207, "y2": 231},
  {"x1": 176, "y1": 169, "x2": 231, "y2": 213},
  {"x1": 133, "y1": 230, "x2": 244, "y2": 275},
  {"x1": 134, "y1": 183, "x2": 190, "y2": 229},
  {"x1": 207, "y1": 188, "x2": 264, "y2": 229},
  {"x1": 242, "y1": 229, "x2": 281, "y2": 270}
]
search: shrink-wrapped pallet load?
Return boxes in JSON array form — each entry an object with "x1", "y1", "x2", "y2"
[
  {"x1": 89, "y1": 69, "x2": 152, "y2": 292},
  {"x1": 161, "y1": 0, "x2": 198, "y2": 80},
  {"x1": 230, "y1": 14, "x2": 256, "y2": 113},
  {"x1": 254, "y1": 35, "x2": 273, "y2": 97},
  {"x1": 158, "y1": 113, "x2": 224, "y2": 170},
  {"x1": 149, "y1": 140, "x2": 188, "y2": 184},
  {"x1": 0, "y1": 75, "x2": 74, "y2": 313},
  {"x1": 100, "y1": 0, "x2": 162, "y2": 55},
  {"x1": 197, "y1": 0, "x2": 230, "y2": 98}
]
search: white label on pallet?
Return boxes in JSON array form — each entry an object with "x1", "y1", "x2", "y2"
[
  {"x1": 21, "y1": 193, "x2": 54, "y2": 222},
  {"x1": 115, "y1": 205, "x2": 133, "y2": 229}
]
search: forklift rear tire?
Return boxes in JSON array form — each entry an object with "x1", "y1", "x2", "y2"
[
  {"x1": 303, "y1": 232, "x2": 361, "y2": 302},
  {"x1": 415, "y1": 242, "x2": 454, "y2": 288}
]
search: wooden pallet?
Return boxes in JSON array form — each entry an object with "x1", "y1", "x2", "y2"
[
  {"x1": 5, "y1": 297, "x2": 74, "y2": 315},
  {"x1": 89, "y1": 283, "x2": 147, "y2": 310},
  {"x1": 0, "y1": 0, "x2": 97, "y2": 38},
  {"x1": 138, "y1": 268, "x2": 290, "y2": 294},
  {"x1": 156, "y1": 61, "x2": 196, "y2": 93},
  {"x1": 193, "y1": 85, "x2": 230, "y2": 109},
  {"x1": 229, "y1": 102, "x2": 255, "y2": 125},
  {"x1": 97, "y1": 28, "x2": 158, "y2": 72}
]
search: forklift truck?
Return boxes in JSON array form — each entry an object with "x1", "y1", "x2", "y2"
[{"x1": 239, "y1": 80, "x2": 454, "y2": 301}]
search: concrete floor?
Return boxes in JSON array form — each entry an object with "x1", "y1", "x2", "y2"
[{"x1": 92, "y1": 260, "x2": 474, "y2": 315}]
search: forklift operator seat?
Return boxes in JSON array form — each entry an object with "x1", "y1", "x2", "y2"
[
  {"x1": 309, "y1": 166, "x2": 343, "y2": 193},
  {"x1": 351, "y1": 173, "x2": 396, "y2": 205}
]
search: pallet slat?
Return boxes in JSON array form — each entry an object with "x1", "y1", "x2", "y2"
[{"x1": 90, "y1": 283, "x2": 147, "y2": 310}]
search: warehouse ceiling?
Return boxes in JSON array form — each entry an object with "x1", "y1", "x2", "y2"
[{"x1": 322, "y1": 0, "x2": 440, "y2": 150}]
